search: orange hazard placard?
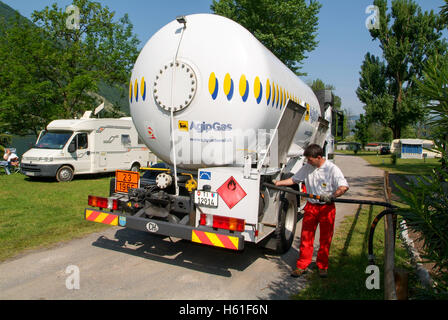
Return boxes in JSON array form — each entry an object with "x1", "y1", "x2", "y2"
[{"x1": 115, "y1": 170, "x2": 140, "y2": 193}]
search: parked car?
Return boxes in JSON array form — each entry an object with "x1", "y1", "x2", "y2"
[{"x1": 380, "y1": 146, "x2": 391, "y2": 155}]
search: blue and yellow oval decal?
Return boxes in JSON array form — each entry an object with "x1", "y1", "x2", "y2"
[
  {"x1": 275, "y1": 84, "x2": 280, "y2": 109},
  {"x1": 239, "y1": 74, "x2": 249, "y2": 102},
  {"x1": 134, "y1": 79, "x2": 139, "y2": 102},
  {"x1": 223, "y1": 73, "x2": 234, "y2": 101},
  {"x1": 141, "y1": 77, "x2": 146, "y2": 101},
  {"x1": 209, "y1": 72, "x2": 219, "y2": 100},
  {"x1": 254, "y1": 76, "x2": 262, "y2": 104},
  {"x1": 266, "y1": 79, "x2": 271, "y2": 105}
]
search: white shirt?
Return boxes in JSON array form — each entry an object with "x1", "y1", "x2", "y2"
[
  {"x1": 292, "y1": 160, "x2": 349, "y2": 204},
  {"x1": 7, "y1": 153, "x2": 18, "y2": 162}
]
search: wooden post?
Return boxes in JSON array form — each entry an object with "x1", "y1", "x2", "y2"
[
  {"x1": 394, "y1": 268, "x2": 409, "y2": 300},
  {"x1": 384, "y1": 171, "x2": 397, "y2": 300}
]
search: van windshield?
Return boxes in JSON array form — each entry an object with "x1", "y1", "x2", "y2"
[{"x1": 35, "y1": 131, "x2": 73, "y2": 149}]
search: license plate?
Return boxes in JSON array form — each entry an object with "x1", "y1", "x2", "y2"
[
  {"x1": 25, "y1": 171, "x2": 35, "y2": 176},
  {"x1": 195, "y1": 191, "x2": 218, "y2": 207}
]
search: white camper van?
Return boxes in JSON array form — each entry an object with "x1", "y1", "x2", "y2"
[{"x1": 21, "y1": 116, "x2": 156, "y2": 182}]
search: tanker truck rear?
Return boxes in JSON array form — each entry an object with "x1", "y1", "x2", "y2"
[{"x1": 85, "y1": 14, "x2": 336, "y2": 253}]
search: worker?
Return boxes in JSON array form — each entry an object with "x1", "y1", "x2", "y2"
[
  {"x1": 1, "y1": 148, "x2": 19, "y2": 175},
  {"x1": 273, "y1": 144, "x2": 349, "y2": 278}
]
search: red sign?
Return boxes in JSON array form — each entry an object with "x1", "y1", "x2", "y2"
[{"x1": 217, "y1": 176, "x2": 247, "y2": 209}]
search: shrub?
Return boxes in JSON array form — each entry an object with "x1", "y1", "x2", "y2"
[
  {"x1": 395, "y1": 148, "x2": 448, "y2": 298},
  {"x1": 391, "y1": 153, "x2": 397, "y2": 165}
]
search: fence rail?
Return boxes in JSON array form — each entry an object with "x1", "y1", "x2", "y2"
[{"x1": 383, "y1": 171, "x2": 397, "y2": 300}]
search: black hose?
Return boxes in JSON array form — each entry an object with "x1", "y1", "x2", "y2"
[
  {"x1": 262, "y1": 183, "x2": 397, "y2": 209},
  {"x1": 367, "y1": 208, "x2": 396, "y2": 264}
]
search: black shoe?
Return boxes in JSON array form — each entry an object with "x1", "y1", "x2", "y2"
[
  {"x1": 318, "y1": 269, "x2": 328, "y2": 278},
  {"x1": 291, "y1": 268, "x2": 308, "y2": 278}
]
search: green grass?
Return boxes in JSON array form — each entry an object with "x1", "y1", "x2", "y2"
[
  {"x1": 292, "y1": 205, "x2": 414, "y2": 300},
  {"x1": 0, "y1": 173, "x2": 113, "y2": 262},
  {"x1": 335, "y1": 150, "x2": 441, "y2": 176},
  {"x1": 360, "y1": 154, "x2": 440, "y2": 176}
]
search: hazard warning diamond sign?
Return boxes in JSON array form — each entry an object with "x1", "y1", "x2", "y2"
[{"x1": 217, "y1": 176, "x2": 247, "y2": 209}]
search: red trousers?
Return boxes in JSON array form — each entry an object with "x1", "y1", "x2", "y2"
[{"x1": 296, "y1": 202, "x2": 336, "y2": 270}]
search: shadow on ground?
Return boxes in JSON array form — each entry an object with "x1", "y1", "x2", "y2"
[
  {"x1": 92, "y1": 227, "x2": 277, "y2": 278},
  {"x1": 92, "y1": 216, "x2": 309, "y2": 299},
  {"x1": 344, "y1": 176, "x2": 384, "y2": 200},
  {"x1": 257, "y1": 236, "x2": 310, "y2": 299}
]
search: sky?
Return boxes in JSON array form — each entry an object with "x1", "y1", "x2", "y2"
[{"x1": 2, "y1": 0, "x2": 447, "y2": 116}]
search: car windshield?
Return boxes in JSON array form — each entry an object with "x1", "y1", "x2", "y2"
[{"x1": 35, "y1": 131, "x2": 73, "y2": 149}]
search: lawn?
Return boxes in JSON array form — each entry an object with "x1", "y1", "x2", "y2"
[
  {"x1": 0, "y1": 173, "x2": 113, "y2": 261},
  {"x1": 336, "y1": 150, "x2": 441, "y2": 176},
  {"x1": 293, "y1": 205, "x2": 415, "y2": 300}
]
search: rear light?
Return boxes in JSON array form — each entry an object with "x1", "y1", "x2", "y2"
[
  {"x1": 199, "y1": 213, "x2": 208, "y2": 226},
  {"x1": 88, "y1": 195, "x2": 118, "y2": 210},
  {"x1": 199, "y1": 213, "x2": 245, "y2": 232}
]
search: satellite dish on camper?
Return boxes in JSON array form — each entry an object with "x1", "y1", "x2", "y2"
[
  {"x1": 94, "y1": 102, "x2": 105, "y2": 116},
  {"x1": 81, "y1": 111, "x2": 92, "y2": 119}
]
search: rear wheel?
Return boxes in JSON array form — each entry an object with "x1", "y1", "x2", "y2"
[
  {"x1": 56, "y1": 165, "x2": 74, "y2": 182},
  {"x1": 273, "y1": 193, "x2": 298, "y2": 254}
]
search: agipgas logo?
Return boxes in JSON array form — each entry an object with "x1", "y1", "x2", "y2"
[{"x1": 187, "y1": 121, "x2": 233, "y2": 133}]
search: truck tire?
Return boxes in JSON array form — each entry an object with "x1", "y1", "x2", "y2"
[
  {"x1": 273, "y1": 193, "x2": 298, "y2": 254},
  {"x1": 56, "y1": 165, "x2": 74, "y2": 182}
]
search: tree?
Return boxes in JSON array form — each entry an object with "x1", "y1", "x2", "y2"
[
  {"x1": 211, "y1": 0, "x2": 321, "y2": 75},
  {"x1": 0, "y1": 0, "x2": 140, "y2": 136},
  {"x1": 0, "y1": 132, "x2": 12, "y2": 155},
  {"x1": 417, "y1": 54, "x2": 448, "y2": 136},
  {"x1": 416, "y1": 53, "x2": 448, "y2": 169},
  {"x1": 441, "y1": 0, "x2": 448, "y2": 23},
  {"x1": 353, "y1": 114, "x2": 369, "y2": 149},
  {"x1": 367, "y1": 122, "x2": 393, "y2": 142},
  {"x1": 356, "y1": 0, "x2": 447, "y2": 139}
]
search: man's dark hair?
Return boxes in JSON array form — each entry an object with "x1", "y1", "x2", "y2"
[{"x1": 304, "y1": 144, "x2": 324, "y2": 158}]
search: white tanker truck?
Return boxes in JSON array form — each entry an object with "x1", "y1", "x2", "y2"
[{"x1": 85, "y1": 14, "x2": 340, "y2": 253}]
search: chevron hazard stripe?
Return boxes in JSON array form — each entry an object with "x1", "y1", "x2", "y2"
[
  {"x1": 191, "y1": 230, "x2": 240, "y2": 250},
  {"x1": 85, "y1": 209, "x2": 118, "y2": 226}
]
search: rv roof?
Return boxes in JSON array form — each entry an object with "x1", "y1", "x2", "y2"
[
  {"x1": 47, "y1": 118, "x2": 132, "y2": 131},
  {"x1": 400, "y1": 139, "x2": 424, "y2": 145}
]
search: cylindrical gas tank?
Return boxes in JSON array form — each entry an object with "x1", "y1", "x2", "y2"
[{"x1": 130, "y1": 14, "x2": 320, "y2": 170}]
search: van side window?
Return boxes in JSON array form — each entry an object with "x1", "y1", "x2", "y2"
[
  {"x1": 77, "y1": 133, "x2": 88, "y2": 150},
  {"x1": 121, "y1": 134, "x2": 131, "y2": 145},
  {"x1": 138, "y1": 135, "x2": 144, "y2": 145}
]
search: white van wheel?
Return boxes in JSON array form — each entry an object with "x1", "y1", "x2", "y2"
[
  {"x1": 130, "y1": 163, "x2": 140, "y2": 172},
  {"x1": 56, "y1": 166, "x2": 74, "y2": 182}
]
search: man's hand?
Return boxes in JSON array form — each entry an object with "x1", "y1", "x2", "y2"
[
  {"x1": 319, "y1": 194, "x2": 335, "y2": 204},
  {"x1": 272, "y1": 178, "x2": 294, "y2": 187}
]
